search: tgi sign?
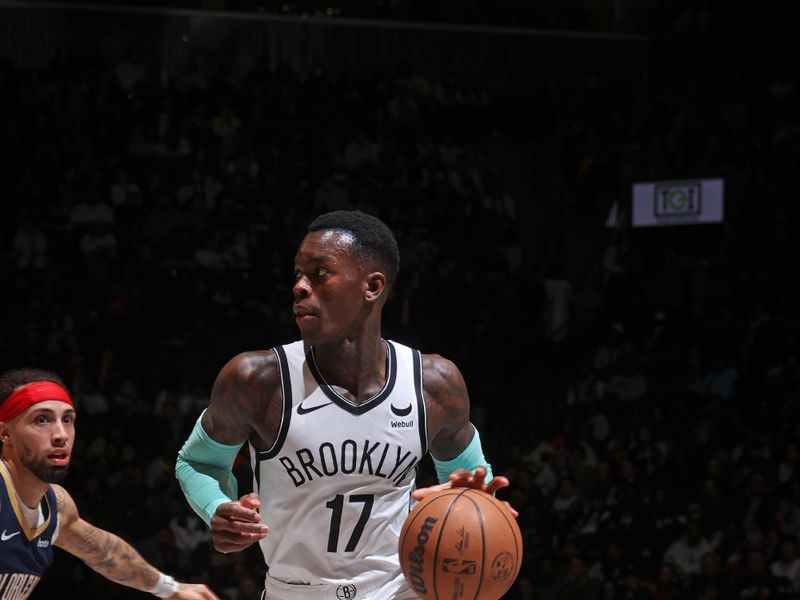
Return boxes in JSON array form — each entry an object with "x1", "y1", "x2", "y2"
[{"x1": 632, "y1": 178, "x2": 724, "y2": 227}]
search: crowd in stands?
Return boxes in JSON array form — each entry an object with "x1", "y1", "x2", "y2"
[{"x1": 1, "y1": 7, "x2": 800, "y2": 600}]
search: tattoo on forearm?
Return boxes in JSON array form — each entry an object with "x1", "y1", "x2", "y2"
[
  {"x1": 54, "y1": 486, "x2": 158, "y2": 591},
  {"x1": 72, "y1": 528, "x2": 158, "y2": 590}
]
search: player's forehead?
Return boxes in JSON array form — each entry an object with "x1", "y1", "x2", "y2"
[
  {"x1": 21, "y1": 400, "x2": 75, "y2": 419},
  {"x1": 295, "y1": 229, "x2": 358, "y2": 264}
]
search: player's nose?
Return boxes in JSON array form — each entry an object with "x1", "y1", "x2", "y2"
[
  {"x1": 293, "y1": 276, "x2": 310, "y2": 300},
  {"x1": 51, "y1": 421, "x2": 70, "y2": 443}
]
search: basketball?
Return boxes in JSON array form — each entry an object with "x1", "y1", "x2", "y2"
[{"x1": 398, "y1": 488, "x2": 523, "y2": 600}]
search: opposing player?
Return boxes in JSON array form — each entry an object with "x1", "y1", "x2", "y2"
[
  {"x1": 176, "y1": 210, "x2": 512, "y2": 599},
  {"x1": 0, "y1": 368, "x2": 219, "y2": 600}
]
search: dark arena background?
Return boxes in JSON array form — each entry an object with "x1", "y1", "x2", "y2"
[{"x1": 2, "y1": 0, "x2": 800, "y2": 598}]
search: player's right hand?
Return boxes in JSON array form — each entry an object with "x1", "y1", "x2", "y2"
[{"x1": 210, "y1": 492, "x2": 269, "y2": 553}]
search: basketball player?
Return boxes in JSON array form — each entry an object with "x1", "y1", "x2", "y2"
[
  {"x1": 0, "y1": 368, "x2": 219, "y2": 600},
  {"x1": 176, "y1": 210, "x2": 513, "y2": 599}
]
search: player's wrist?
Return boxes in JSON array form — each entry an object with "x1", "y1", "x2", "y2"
[
  {"x1": 150, "y1": 572, "x2": 180, "y2": 598},
  {"x1": 432, "y1": 425, "x2": 493, "y2": 485}
]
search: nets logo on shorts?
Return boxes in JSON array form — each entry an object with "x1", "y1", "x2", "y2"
[{"x1": 336, "y1": 584, "x2": 357, "y2": 599}]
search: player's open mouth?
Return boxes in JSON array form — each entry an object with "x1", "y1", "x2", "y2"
[{"x1": 48, "y1": 451, "x2": 69, "y2": 465}]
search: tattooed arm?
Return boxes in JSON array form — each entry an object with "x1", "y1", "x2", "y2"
[
  {"x1": 52, "y1": 485, "x2": 219, "y2": 599},
  {"x1": 416, "y1": 354, "x2": 511, "y2": 499},
  {"x1": 201, "y1": 350, "x2": 282, "y2": 448},
  {"x1": 53, "y1": 484, "x2": 160, "y2": 589},
  {"x1": 189, "y1": 350, "x2": 282, "y2": 554},
  {"x1": 422, "y1": 353, "x2": 478, "y2": 461}
]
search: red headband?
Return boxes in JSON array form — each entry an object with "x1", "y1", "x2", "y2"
[{"x1": 0, "y1": 381, "x2": 73, "y2": 423}]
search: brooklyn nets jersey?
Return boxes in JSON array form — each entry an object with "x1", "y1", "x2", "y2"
[
  {"x1": 0, "y1": 460, "x2": 58, "y2": 600},
  {"x1": 251, "y1": 339, "x2": 428, "y2": 586}
]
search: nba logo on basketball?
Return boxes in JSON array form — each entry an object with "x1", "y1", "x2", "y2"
[{"x1": 442, "y1": 558, "x2": 477, "y2": 574}]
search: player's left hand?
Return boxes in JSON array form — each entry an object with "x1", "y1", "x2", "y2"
[
  {"x1": 411, "y1": 467, "x2": 518, "y2": 517},
  {"x1": 169, "y1": 583, "x2": 220, "y2": 599}
]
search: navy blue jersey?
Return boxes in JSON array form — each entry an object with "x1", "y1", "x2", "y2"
[{"x1": 0, "y1": 461, "x2": 58, "y2": 600}]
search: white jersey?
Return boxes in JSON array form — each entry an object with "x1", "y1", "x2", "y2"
[{"x1": 251, "y1": 339, "x2": 429, "y2": 589}]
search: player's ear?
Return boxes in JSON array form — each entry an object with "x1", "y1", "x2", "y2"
[
  {"x1": 364, "y1": 272, "x2": 387, "y2": 303},
  {"x1": 0, "y1": 422, "x2": 10, "y2": 444}
]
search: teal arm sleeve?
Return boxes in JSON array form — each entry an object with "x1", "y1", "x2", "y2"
[
  {"x1": 175, "y1": 410, "x2": 244, "y2": 526},
  {"x1": 431, "y1": 425, "x2": 493, "y2": 484}
]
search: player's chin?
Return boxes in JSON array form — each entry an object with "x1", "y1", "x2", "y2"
[
  {"x1": 297, "y1": 324, "x2": 334, "y2": 347},
  {"x1": 296, "y1": 319, "x2": 319, "y2": 338},
  {"x1": 37, "y1": 465, "x2": 70, "y2": 483}
]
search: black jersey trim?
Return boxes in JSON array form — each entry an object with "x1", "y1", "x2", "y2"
[
  {"x1": 412, "y1": 348, "x2": 429, "y2": 456},
  {"x1": 255, "y1": 346, "x2": 293, "y2": 463},
  {"x1": 307, "y1": 340, "x2": 397, "y2": 415}
]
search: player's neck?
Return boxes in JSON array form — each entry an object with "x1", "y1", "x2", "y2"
[
  {"x1": 0, "y1": 457, "x2": 48, "y2": 509},
  {"x1": 312, "y1": 336, "x2": 388, "y2": 403}
]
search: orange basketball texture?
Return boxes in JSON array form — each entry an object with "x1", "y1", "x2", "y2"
[{"x1": 398, "y1": 488, "x2": 523, "y2": 600}]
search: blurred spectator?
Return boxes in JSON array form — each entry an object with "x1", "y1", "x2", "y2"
[
  {"x1": 552, "y1": 475, "x2": 584, "y2": 530},
  {"x1": 690, "y1": 551, "x2": 727, "y2": 598},
  {"x1": 663, "y1": 519, "x2": 717, "y2": 581},
  {"x1": 732, "y1": 549, "x2": 782, "y2": 598},
  {"x1": 651, "y1": 562, "x2": 687, "y2": 599},
  {"x1": 12, "y1": 210, "x2": 49, "y2": 270},
  {"x1": 769, "y1": 535, "x2": 800, "y2": 591},
  {"x1": 68, "y1": 191, "x2": 115, "y2": 231},
  {"x1": 588, "y1": 540, "x2": 627, "y2": 583},
  {"x1": 344, "y1": 129, "x2": 380, "y2": 171},
  {"x1": 729, "y1": 470, "x2": 776, "y2": 533},
  {"x1": 168, "y1": 499, "x2": 212, "y2": 569},
  {"x1": 702, "y1": 352, "x2": 738, "y2": 400},
  {"x1": 554, "y1": 556, "x2": 602, "y2": 600}
]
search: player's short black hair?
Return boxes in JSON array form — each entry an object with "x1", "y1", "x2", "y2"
[
  {"x1": 0, "y1": 368, "x2": 65, "y2": 404},
  {"x1": 308, "y1": 210, "x2": 400, "y2": 287}
]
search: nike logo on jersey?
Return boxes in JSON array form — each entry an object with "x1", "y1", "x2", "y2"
[
  {"x1": 390, "y1": 403, "x2": 412, "y2": 417},
  {"x1": 297, "y1": 401, "x2": 333, "y2": 415},
  {"x1": 1, "y1": 530, "x2": 20, "y2": 541}
]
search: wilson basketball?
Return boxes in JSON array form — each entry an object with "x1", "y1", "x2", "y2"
[{"x1": 398, "y1": 488, "x2": 522, "y2": 600}]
